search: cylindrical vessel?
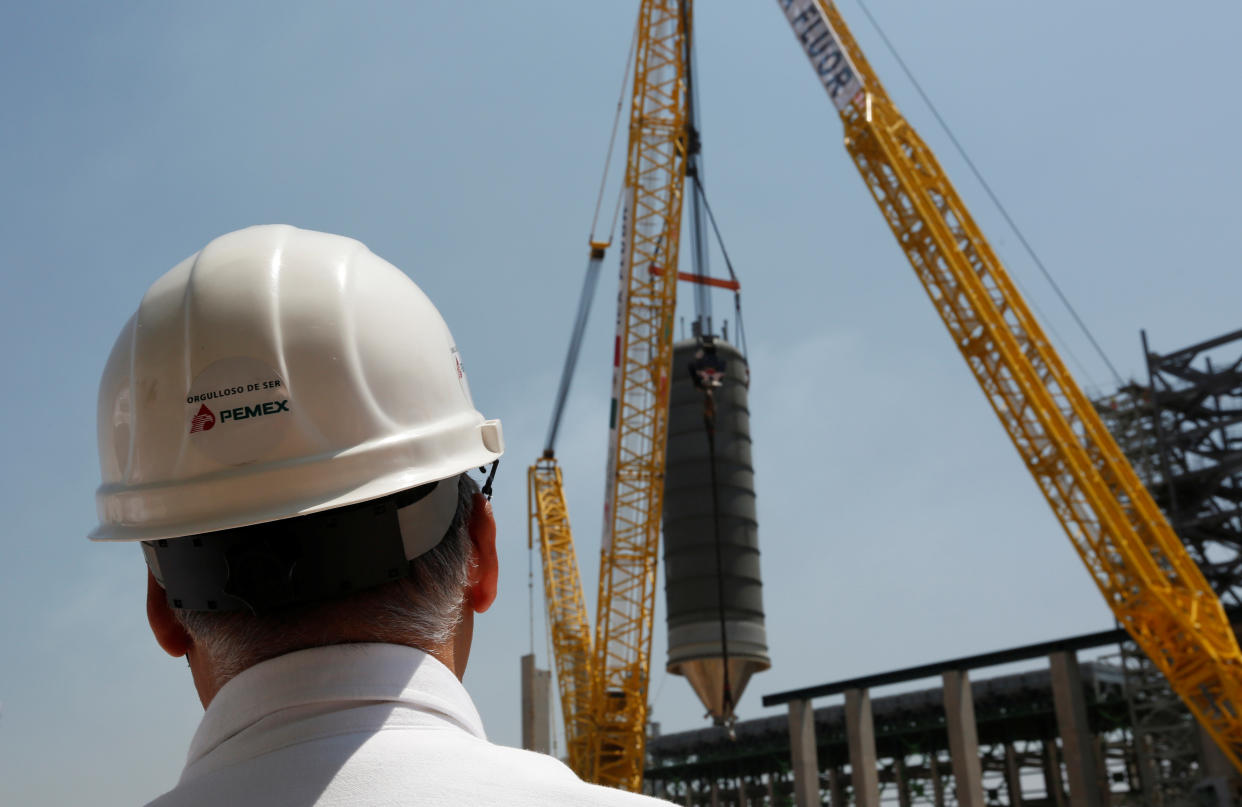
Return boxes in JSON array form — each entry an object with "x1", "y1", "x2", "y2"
[{"x1": 662, "y1": 337, "x2": 769, "y2": 724}]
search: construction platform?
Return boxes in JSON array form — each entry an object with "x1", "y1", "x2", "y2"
[
  {"x1": 645, "y1": 662, "x2": 1131, "y2": 806},
  {"x1": 643, "y1": 648, "x2": 1237, "y2": 806}
]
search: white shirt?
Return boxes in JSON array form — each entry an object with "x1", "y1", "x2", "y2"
[{"x1": 147, "y1": 643, "x2": 674, "y2": 807}]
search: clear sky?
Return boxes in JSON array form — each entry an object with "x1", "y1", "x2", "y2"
[{"x1": 2, "y1": 2, "x2": 1240, "y2": 804}]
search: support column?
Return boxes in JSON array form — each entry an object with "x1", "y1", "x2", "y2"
[
  {"x1": 1044, "y1": 741, "x2": 1066, "y2": 807},
  {"x1": 787, "y1": 698, "x2": 820, "y2": 807},
  {"x1": 710, "y1": 779, "x2": 719, "y2": 807},
  {"x1": 1199, "y1": 722, "x2": 1236, "y2": 780},
  {"x1": 845, "y1": 688, "x2": 881, "y2": 807},
  {"x1": 1049, "y1": 651, "x2": 1103, "y2": 807},
  {"x1": 1197, "y1": 724, "x2": 1238, "y2": 807},
  {"x1": 894, "y1": 757, "x2": 912, "y2": 807},
  {"x1": 766, "y1": 772, "x2": 776, "y2": 807},
  {"x1": 942, "y1": 670, "x2": 985, "y2": 807},
  {"x1": 827, "y1": 765, "x2": 844, "y2": 807},
  {"x1": 1004, "y1": 743, "x2": 1023, "y2": 807},
  {"x1": 1094, "y1": 736, "x2": 1111, "y2": 807},
  {"x1": 930, "y1": 753, "x2": 946, "y2": 807},
  {"x1": 519, "y1": 654, "x2": 551, "y2": 754}
]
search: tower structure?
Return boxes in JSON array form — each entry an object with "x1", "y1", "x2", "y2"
[
  {"x1": 1142, "y1": 328, "x2": 1242, "y2": 607},
  {"x1": 1095, "y1": 328, "x2": 1242, "y2": 805}
]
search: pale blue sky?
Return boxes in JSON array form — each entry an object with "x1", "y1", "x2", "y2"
[{"x1": 2, "y1": 2, "x2": 1240, "y2": 804}]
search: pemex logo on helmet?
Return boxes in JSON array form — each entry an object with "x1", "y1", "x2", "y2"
[{"x1": 190, "y1": 404, "x2": 216, "y2": 434}]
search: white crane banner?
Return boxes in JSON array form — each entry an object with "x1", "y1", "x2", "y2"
[{"x1": 776, "y1": 0, "x2": 865, "y2": 111}]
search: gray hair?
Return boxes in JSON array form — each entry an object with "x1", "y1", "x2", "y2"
[{"x1": 175, "y1": 474, "x2": 479, "y2": 683}]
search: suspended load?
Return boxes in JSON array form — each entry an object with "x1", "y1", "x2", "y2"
[{"x1": 662, "y1": 336, "x2": 769, "y2": 725}]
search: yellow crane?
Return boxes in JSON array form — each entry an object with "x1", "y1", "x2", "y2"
[
  {"x1": 529, "y1": 0, "x2": 690, "y2": 790},
  {"x1": 774, "y1": 0, "x2": 1242, "y2": 770},
  {"x1": 537, "y1": 0, "x2": 1242, "y2": 791}
]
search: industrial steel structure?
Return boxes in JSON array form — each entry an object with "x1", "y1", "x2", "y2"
[
  {"x1": 647, "y1": 663, "x2": 1131, "y2": 806},
  {"x1": 645, "y1": 657, "x2": 1236, "y2": 806},
  {"x1": 1143, "y1": 329, "x2": 1242, "y2": 608},
  {"x1": 1096, "y1": 328, "x2": 1242, "y2": 804}
]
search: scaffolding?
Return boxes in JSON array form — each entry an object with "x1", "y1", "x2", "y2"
[
  {"x1": 1142, "y1": 328, "x2": 1242, "y2": 608},
  {"x1": 1094, "y1": 328, "x2": 1242, "y2": 806}
]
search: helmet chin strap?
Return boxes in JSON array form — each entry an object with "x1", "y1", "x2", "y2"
[{"x1": 479, "y1": 459, "x2": 500, "y2": 501}]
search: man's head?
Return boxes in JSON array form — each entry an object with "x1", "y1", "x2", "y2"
[
  {"x1": 147, "y1": 474, "x2": 498, "y2": 704},
  {"x1": 90, "y1": 225, "x2": 503, "y2": 703}
]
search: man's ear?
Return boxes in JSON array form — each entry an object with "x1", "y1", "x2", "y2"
[
  {"x1": 147, "y1": 569, "x2": 192, "y2": 658},
  {"x1": 465, "y1": 493, "x2": 498, "y2": 614}
]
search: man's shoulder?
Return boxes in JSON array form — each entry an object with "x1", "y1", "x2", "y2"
[
  {"x1": 465, "y1": 741, "x2": 677, "y2": 805},
  {"x1": 144, "y1": 729, "x2": 678, "y2": 807}
]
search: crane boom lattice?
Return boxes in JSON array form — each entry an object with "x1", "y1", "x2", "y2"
[
  {"x1": 594, "y1": 0, "x2": 689, "y2": 790},
  {"x1": 528, "y1": 460, "x2": 594, "y2": 777},
  {"x1": 528, "y1": 0, "x2": 690, "y2": 792},
  {"x1": 778, "y1": 0, "x2": 1242, "y2": 767}
]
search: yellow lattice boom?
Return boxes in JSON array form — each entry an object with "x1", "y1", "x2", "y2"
[
  {"x1": 593, "y1": 0, "x2": 689, "y2": 789},
  {"x1": 527, "y1": 0, "x2": 690, "y2": 792},
  {"x1": 528, "y1": 459, "x2": 594, "y2": 778},
  {"x1": 777, "y1": 0, "x2": 1242, "y2": 768}
]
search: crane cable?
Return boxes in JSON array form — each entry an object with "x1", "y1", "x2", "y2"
[
  {"x1": 678, "y1": 0, "x2": 750, "y2": 358},
  {"x1": 703, "y1": 392, "x2": 735, "y2": 730},
  {"x1": 854, "y1": 0, "x2": 1124, "y2": 392},
  {"x1": 542, "y1": 18, "x2": 639, "y2": 456},
  {"x1": 533, "y1": 14, "x2": 640, "y2": 759},
  {"x1": 679, "y1": 2, "x2": 740, "y2": 732},
  {"x1": 589, "y1": 20, "x2": 639, "y2": 245},
  {"x1": 688, "y1": 174, "x2": 749, "y2": 359},
  {"x1": 689, "y1": 339, "x2": 736, "y2": 732},
  {"x1": 678, "y1": 0, "x2": 714, "y2": 329},
  {"x1": 672, "y1": 0, "x2": 750, "y2": 360}
]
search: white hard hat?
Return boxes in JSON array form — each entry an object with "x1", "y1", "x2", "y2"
[{"x1": 90, "y1": 225, "x2": 503, "y2": 609}]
